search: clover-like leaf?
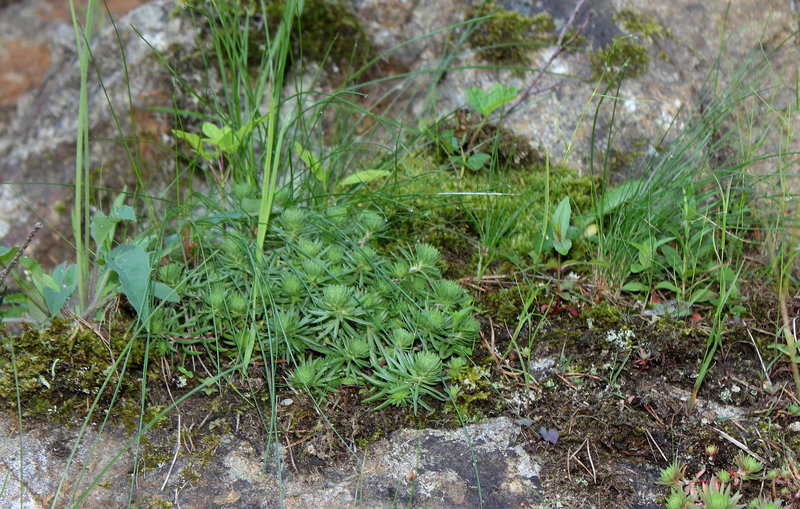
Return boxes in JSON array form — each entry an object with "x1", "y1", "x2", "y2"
[
  {"x1": 465, "y1": 152, "x2": 491, "y2": 170},
  {"x1": 466, "y1": 83, "x2": 518, "y2": 116}
]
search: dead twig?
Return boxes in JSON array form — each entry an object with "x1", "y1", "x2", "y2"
[
  {"x1": 505, "y1": 0, "x2": 590, "y2": 118},
  {"x1": 0, "y1": 222, "x2": 42, "y2": 287},
  {"x1": 643, "y1": 403, "x2": 665, "y2": 427},
  {"x1": 711, "y1": 426, "x2": 767, "y2": 465},
  {"x1": 742, "y1": 319, "x2": 771, "y2": 387},
  {"x1": 161, "y1": 413, "x2": 182, "y2": 491},
  {"x1": 480, "y1": 317, "x2": 503, "y2": 365},
  {"x1": 645, "y1": 429, "x2": 668, "y2": 464},
  {"x1": 567, "y1": 437, "x2": 597, "y2": 483},
  {"x1": 284, "y1": 426, "x2": 298, "y2": 472}
]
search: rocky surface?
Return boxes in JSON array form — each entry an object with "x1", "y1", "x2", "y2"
[
  {"x1": 355, "y1": 0, "x2": 799, "y2": 175},
  {"x1": 0, "y1": 0, "x2": 194, "y2": 266},
  {"x1": 1, "y1": 1, "x2": 798, "y2": 507},
  {"x1": 0, "y1": 413, "x2": 545, "y2": 508}
]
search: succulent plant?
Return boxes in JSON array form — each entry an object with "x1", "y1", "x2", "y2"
[{"x1": 692, "y1": 481, "x2": 744, "y2": 509}]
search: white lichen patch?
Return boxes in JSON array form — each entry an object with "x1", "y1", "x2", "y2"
[{"x1": 605, "y1": 328, "x2": 635, "y2": 349}]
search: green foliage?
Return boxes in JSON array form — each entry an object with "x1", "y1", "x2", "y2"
[
  {"x1": 294, "y1": 141, "x2": 391, "y2": 196},
  {"x1": 466, "y1": 83, "x2": 518, "y2": 118},
  {"x1": 549, "y1": 197, "x2": 573, "y2": 256},
  {"x1": 152, "y1": 204, "x2": 479, "y2": 413},
  {"x1": 422, "y1": 82, "x2": 518, "y2": 175},
  {"x1": 531, "y1": 196, "x2": 580, "y2": 259},
  {"x1": 696, "y1": 481, "x2": 744, "y2": 509},
  {"x1": 658, "y1": 460, "x2": 685, "y2": 488},
  {"x1": 0, "y1": 195, "x2": 162, "y2": 325},
  {"x1": 657, "y1": 454, "x2": 790, "y2": 508},
  {"x1": 174, "y1": 119, "x2": 259, "y2": 163}
]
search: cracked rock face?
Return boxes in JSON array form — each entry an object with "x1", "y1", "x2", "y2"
[{"x1": 0, "y1": 414, "x2": 541, "y2": 508}]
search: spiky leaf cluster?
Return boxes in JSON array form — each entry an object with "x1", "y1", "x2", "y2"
[{"x1": 158, "y1": 205, "x2": 480, "y2": 413}]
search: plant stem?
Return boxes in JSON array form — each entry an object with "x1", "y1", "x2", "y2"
[{"x1": 779, "y1": 277, "x2": 800, "y2": 395}]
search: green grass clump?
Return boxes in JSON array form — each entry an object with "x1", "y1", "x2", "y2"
[{"x1": 657, "y1": 452, "x2": 798, "y2": 508}]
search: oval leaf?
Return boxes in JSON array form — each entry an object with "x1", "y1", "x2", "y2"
[{"x1": 339, "y1": 169, "x2": 391, "y2": 187}]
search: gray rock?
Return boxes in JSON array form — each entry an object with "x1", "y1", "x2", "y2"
[
  {"x1": 1, "y1": 0, "x2": 197, "y2": 266},
  {"x1": 0, "y1": 412, "x2": 541, "y2": 508},
  {"x1": 352, "y1": 0, "x2": 799, "y2": 186}
]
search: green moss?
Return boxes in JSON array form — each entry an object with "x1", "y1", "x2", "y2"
[
  {"x1": 265, "y1": 0, "x2": 375, "y2": 69},
  {"x1": 448, "y1": 363, "x2": 494, "y2": 423},
  {"x1": 582, "y1": 302, "x2": 623, "y2": 326},
  {"x1": 613, "y1": 9, "x2": 670, "y2": 42},
  {"x1": 478, "y1": 287, "x2": 524, "y2": 325},
  {"x1": 589, "y1": 8, "x2": 671, "y2": 83},
  {"x1": 466, "y1": 1, "x2": 555, "y2": 67},
  {"x1": 590, "y1": 37, "x2": 650, "y2": 83},
  {"x1": 0, "y1": 319, "x2": 144, "y2": 419}
]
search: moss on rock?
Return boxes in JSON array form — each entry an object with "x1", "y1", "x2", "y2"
[
  {"x1": 466, "y1": 0, "x2": 555, "y2": 67},
  {"x1": 590, "y1": 36, "x2": 650, "y2": 83}
]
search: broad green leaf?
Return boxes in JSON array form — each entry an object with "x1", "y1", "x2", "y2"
[
  {"x1": 630, "y1": 262, "x2": 647, "y2": 273},
  {"x1": 152, "y1": 281, "x2": 180, "y2": 303},
  {"x1": 338, "y1": 169, "x2": 391, "y2": 187},
  {"x1": 216, "y1": 126, "x2": 239, "y2": 153},
  {"x1": 466, "y1": 152, "x2": 491, "y2": 170},
  {"x1": 172, "y1": 130, "x2": 202, "y2": 153},
  {"x1": 689, "y1": 287, "x2": 716, "y2": 305},
  {"x1": 551, "y1": 197, "x2": 572, "y2": 240},
  {"x1": 482, "y1": 83, "x2": 518, "y2": 115},
  {"x1": 552, "y1": 237, "x2": 572, "y2": 256},
  {"x1": 106, "y1": 243, "x2": 152, "y2": 319},
  {"x1": 113, "y1": 204, "x2": 136, "y2": 222},
  {"x1": 201, "y1": 122, "x2": 223, "y2": 143},
  {"x1": 654, "y1": 281, "x2": 679, "y2": 293},
  {"x1": 294, "y1": 142, "x2": 326, "y2": 184},
  {"x1": 465, "y1": 86, "x2": 486, "y2": 113},
  {"x1": 173, "y1": 129, "x2": 216, "y2": 160},
  {"x1": 90, "y1": 211, "x2": 120, "y2": 252},
  {"x1": 466, "y1": 83, "x2": 518, "y2": 116},
  {"x1": 35, "y1": 263, "x2": 77, "y2": 317},
  {"x1": 621, "y1": 281, "x2": 648, "y2": 292},
  {"x1": 660, "y1": 244, "x2": 682, "y2": 273},
  {"x1": 653, "y1": 237, "x2": 675, "y2": 250},
  {"x1": 597, "y1": 179, "x2": 641, "y2": 216}
]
